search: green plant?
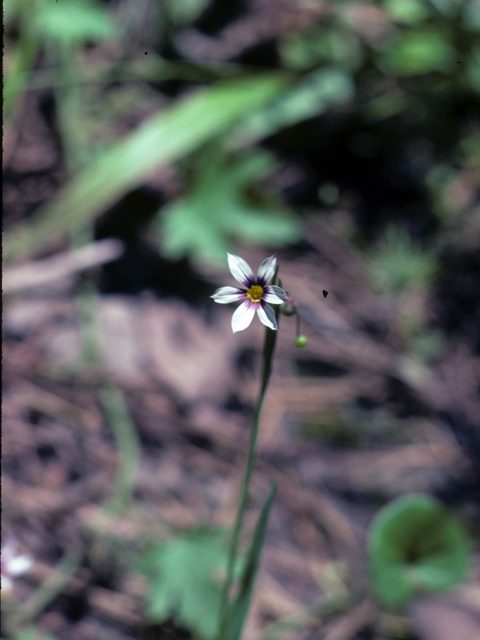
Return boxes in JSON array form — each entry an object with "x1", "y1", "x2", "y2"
[
  {"x1": 367, "y1": 226, "x2": 437, "y2": 295},
  {"x1": 99, "y1": 386, "x2": 141, "y2": 518},
  {"x1": 140, "y1": 529, "x2": 232, "y2": 640},
  {"x1": 365, "y1": 226, "x2": 446, "y2": 362},
  {"x1": 160, "y1": 145, "x2": 301, "y2": 263},
  {"x1": 4, "y1": 0, "x2": 117, "y2": 119},
  {"x1": 138, "y1": 253, "x2": 300, "y2": 640},
  {"x1": 368, "y1": 493, "x2": 470, "y2": 608}
]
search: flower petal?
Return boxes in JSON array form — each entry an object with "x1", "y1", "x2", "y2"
[
  {"x1": 257, "y1": 303, "x2": 277, "y2": 331},
  {"x1": 211, "y1": 286, "x2": 246, "y2": 304},
  {"x1": 257, "y1": 254, "x2": 277, "y2": 285},
  {"x1": 231, "y1": 300, "x2": 255, "y2": 333},
  {"x1": 228, "y1": 254, "x2": 254, "y2": 287},
  {"x1": 263, "y1": 285, "x2": 287, "y2": 304}
]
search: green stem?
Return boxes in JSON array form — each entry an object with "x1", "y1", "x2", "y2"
[
  {"x1": 11, "y1": 545, "x2": 83, "y2": 627},
  {"x1": 4, "y1": 0, "x2": 39, "y2": 119},
  {"x1": 99, "y1": 386, "x2": 141, "y2": 517},
  {"x1": 55, "y1": 42, "x2": 89, "y2": 174},
  {"x1": 2, "y1": 59, "x2": 253, "y2": 97},
  {"x1": 54, "y1": 41, "x2": 103, "y2": 366},
  {"x1": 218, "y1": 308, "x2": 280, "y2": 639}
]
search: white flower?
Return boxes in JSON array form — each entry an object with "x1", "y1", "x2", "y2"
[
  {"x1": 211, "y1": 254, "x2": 288, "y2": 333},
  {"x1": 1, "y1": 541, "x2": 33, "y2": 593}
]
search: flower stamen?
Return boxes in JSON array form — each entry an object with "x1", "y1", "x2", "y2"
[{"x1": 247, "y1": 285, "x2": 264, "y2": 302}]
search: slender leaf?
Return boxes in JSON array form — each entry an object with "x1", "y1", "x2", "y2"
[
  {"x1": 99, "y1": 386, "x2": 141, "y2": 517},
  {"x1": 231, "y1": 67, "x2": 353, "y2": 146},
  {"x1": 222, "y1": 482, "x2": 276, "y2": 640}
]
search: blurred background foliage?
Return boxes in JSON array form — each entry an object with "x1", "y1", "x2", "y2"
[
  {"x1": 4, "y1": 0, "x2": 479, "y2": 253},
  {"x1": 4, "y1": 0, "x2": 480, "y2": 364}
]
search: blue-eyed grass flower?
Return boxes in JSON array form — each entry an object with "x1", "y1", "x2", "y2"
[{"x1": 211, "y1": 254, "x2": 287, "y2": 332}]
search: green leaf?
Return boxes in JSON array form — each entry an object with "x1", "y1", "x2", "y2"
[
  {"x1": 164, "y1": 0, "x2": 212, "y2": 27},
  {"x1": 3, "y1": 0, "x2": 21, "y2": 24},
  {"x1": 140, "y1": 529, "x2": 230, "y2": 640},
  {"x1": 159, "y1": 146, "x2": 301, "y2": 263},
  {"x1": 34, "y1": 0, "x2": 117, "y2": 44},
  {"x1": 234, "y1": 67, "x2": 354, "y2": 144},
  {"x1": 222, "y1": 482, "x2": 276, "y2": 640},
  {"x1": 382, "y1": 29, "x2": 455, "y2": 75},
  {"x1": 383, "y1": 0, "x2": 430, "y2": 24},
  {"x1": 4, "y1": 73, "x2": 289, "y2": 262},
  {"x1": 280, "y1": 27, "x2": 361, "y2": 70},
  {"x1": 368, "y1": 494, "x2": 470, "y2": 609}
]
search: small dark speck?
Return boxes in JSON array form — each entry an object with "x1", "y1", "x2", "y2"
[
  {"x1": 145, "y1": 52, "x2": 148, "y2": 55},
  {"x1": 323, "y1": 290, "x2": 328, "y2": 298}
]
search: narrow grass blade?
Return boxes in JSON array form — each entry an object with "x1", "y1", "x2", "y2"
[
  {"x1": 99, "y1": 386, "x2": 140, "y2": 517},
  {"x1": 222, "y1": 481, "x2": 276, "y2": 640}
]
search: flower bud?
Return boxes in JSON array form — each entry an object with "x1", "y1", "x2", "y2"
[{"x1": 280, "y1": 301, "x2": 296, "y2": 316}]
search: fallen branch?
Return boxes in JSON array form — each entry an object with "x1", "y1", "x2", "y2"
[{"x1": 3, "y1": 238, "x2": 124, "y2": 293}]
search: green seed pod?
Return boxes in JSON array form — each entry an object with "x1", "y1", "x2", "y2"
[{"x1": 295, "y1": 335, "x2": 308, "y2": 348}]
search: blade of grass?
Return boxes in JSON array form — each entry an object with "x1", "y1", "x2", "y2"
[
  {"x1": 4, "y1": 73, "x2": 290, "y2": 262},
  {"x1": 222, "y1": 481, "x2": 276, "y2": 640},
  {"x1": 12, "y1": 545, "x2": 83, "y2": 626},
  {"x1": 4, "y1": 3, "x2": 40, "y2": 119},
  {"x1": 2, "y1": 58, "x2": 251, "y2": 96},
  {"x1": 99, "y1": 386, "x2": 141, "y2": 517}
]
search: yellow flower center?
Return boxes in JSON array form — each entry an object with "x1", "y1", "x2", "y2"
[{"x1": 247, "y1": 285, "x2": 263, "y2": 302}]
